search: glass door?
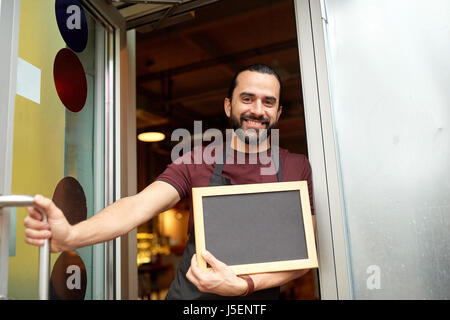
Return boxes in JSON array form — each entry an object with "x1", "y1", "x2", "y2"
[{"x1": 0, "y1": 0, "x2": 120, "y2": 300}]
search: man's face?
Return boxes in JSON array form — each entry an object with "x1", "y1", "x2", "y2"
[{"x1": 224, "y1": 70, "x2": 282, "y2": 144}]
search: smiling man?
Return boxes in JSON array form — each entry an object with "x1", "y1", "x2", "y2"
[
  {"x1": 24, "y1": 64, "x2": 315, "y2": 300},
  {"x1": 226, "y1": 65, "x2": 282, "y2": 147},
  {"x1": 169, "y1": 64, "x2": 316, "y2": 299}
]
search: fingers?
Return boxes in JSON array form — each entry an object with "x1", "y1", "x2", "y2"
[
  {"x1": 24, "y1": 205, "x2": 51, "y2": 247},
  {"x1": 27, "y1": 206, "x2": 43, "y2": 221},
  {"x1": 189, "y1": 254, "x2": 203, "y2": 276},
  {"x1": 186, "y1": 254, "x2": 202, "y2": 288},
  {"x1": 186, "y1": 253, "x2": 240, "y2": 296},
  {"x1": 23, "y1": 207, "x2": 50, "y2": 230},
  {"x1": 187, "y1": 251, "x2": 227, "y2": 281},
  {"x1": 24, "y1": 228, "x2": 51, "y2": 248},
  {"x1": 186, "y1": 252, "x2": 219, "y2": 284},
  {"x1": 25, "y1": 228, "x2": 51, "y2": 240},
  {"x1": 24, "y1": 237, "x2": 46, "y2": 247},
  {"x1": 201, "y1": 250, "x2": 226, "y2": 270},
  {"x1": 33, "y1": 194, "x2": 61, "y2": 219}
]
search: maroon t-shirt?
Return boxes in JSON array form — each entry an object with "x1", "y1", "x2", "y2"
[{"x1": 157, "y1": 145, "x2": 314, "y2": 233}]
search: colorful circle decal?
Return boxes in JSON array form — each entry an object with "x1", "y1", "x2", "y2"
[
  {"x1": 55, "y1": 0, "x2": 88, "y2": 53},
  {"x1": 51, "y1": 1, "x2": 89, "y2": 300},
  {"x1": 50, "y1": 177, "x2": 88, "y2": 300},
  {"x1": 53, "y1": 48, "x2": 87, "y2": 113},
  {"x1": 50, "y1": 251, "x2": 87, "y2": 300},
  {"x1": 52, "y1": 176, "x2": 87, "y2": 226}
]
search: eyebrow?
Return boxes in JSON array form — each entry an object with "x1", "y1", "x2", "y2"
[{"x1": 239, "y1": 92, "x2": 277, "y2": 103}]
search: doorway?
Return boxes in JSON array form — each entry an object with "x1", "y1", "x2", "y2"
[{"x1": 133, "y1": 0, "x2": 319, "y2": 300}]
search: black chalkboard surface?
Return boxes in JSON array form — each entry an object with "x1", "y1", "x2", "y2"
[{"x1": 192, "y1": 181, "x2": 318, "y2": 275}]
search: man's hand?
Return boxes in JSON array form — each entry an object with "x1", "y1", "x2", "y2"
[
  {"x1": 24, "y1": 195, "x2": 73, "y2": 253},
  {"x1": 186, "y1": 250, "x2": 248, "y2": 296}
]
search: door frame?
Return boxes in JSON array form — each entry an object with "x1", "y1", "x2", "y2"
[
  {"x1": 83, "y1": 0, "x2": 138, "y2": 300},
  {"x1": 0, "y1": 0, "x2": 21, "y2": 300},
  {"x1": 89, "y1": 0, "x2": 352, "y2": 301},
  {"x1": 0, "y1": 0, "x2": 349, "y2": 300},
  {"x1": 294, "y1": 0, "x2": 351, "y2": 299},
  {"x1": 99, "y1": 0, "x2": 352, "y2": 300}
]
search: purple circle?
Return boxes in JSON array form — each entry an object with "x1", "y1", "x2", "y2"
[{"x1": 55, "y1": 0, "x2": 88, "y2": 53}]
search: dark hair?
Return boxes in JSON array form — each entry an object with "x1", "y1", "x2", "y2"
[{"x1": 227, "y1": 64, "x2": 283, "y2": 106}]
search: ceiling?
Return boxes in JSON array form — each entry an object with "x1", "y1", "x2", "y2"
[{"x1": 110, "y1": 0, "x2": 307, "y2": 155}]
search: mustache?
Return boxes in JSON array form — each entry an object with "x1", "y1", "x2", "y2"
[{"x1": 240, "y1": 114, "x2": 270, "y2": 125}]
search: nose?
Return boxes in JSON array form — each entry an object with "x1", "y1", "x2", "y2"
[{"x1": 251, "y1": 99, "x2": 265, "y2": 117}]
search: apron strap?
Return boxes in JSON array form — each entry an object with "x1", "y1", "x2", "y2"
[
  {"x1": 272, "y1": 145, "x2": 283, "y2": 182},
  {"x1": 211, "y1": 142, "x2": 228, "y2": 178}
]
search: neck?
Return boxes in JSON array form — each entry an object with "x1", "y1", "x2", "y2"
[{"x1": 230, "y1": 131, "x2": 271, "y2": 153}]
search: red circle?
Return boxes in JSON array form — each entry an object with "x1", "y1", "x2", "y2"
[{"x1": 53, "y1": 48, "x2": 87, "y2": 112}]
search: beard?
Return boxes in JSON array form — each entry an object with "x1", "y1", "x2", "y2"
[{"x1": 229, "y1": 109, "x2": 278, "y2": 145}]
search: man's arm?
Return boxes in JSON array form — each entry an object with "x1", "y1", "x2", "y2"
[{"x1": 24, "y1": 181, "x2": 180, "y2": 252}]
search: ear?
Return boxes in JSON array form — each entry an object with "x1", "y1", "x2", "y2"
[
  {"x1": 276, "y1": 104, "x2": 283, "y2": 121},
  {"x1": 224, "y1": 97, "x2": 232, "y2": 118}
]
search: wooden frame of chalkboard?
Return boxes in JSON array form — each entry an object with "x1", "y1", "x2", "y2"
[{"x1": 192, "y1": 181, "x2": 318, "y2": 275}]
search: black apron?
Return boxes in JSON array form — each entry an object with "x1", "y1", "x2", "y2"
[{"x1": 166, "y1": 145, "x2": 283, "y2": 300}]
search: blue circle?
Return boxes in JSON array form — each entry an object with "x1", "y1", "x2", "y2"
[{"x1": 55, "y1": 0, "x2": 88, "y2": 53}]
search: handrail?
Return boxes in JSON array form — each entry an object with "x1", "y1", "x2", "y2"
[{"x1": 0, "y1": 195, "x2": 50, "y2": 300}]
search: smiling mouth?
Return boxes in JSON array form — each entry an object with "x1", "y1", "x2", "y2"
[
  {"x1": 241, "y1": 116, "x2": 269, "y2": 129},
  {"x1": 244, "y1": 119, "x2": 267, "y2": 128}
]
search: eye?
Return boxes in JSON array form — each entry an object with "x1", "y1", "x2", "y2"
[
  {"x1": 263, "y1": 99, "x2": 275, "y2": 107},
  {"x1": 241, "y1": 96, "x2": 252, "y2": 103}
]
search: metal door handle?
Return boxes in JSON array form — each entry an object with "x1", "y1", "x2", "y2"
[{"x1": 0, "y1": 195, "x2": 50, "y2": 300}]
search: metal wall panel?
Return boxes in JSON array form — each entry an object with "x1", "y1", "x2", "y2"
[{"x1": 323, "y1": 0, "x2": 450, "y2": 299}]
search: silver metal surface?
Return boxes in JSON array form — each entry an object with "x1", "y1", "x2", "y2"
[
  {"x1": 38, "y1": 213, "x2": 50, "y2": 300},
  {"x1": 322, "y1": 0, "x2": 450, "y2": 299},
  {"x1": 0, "y1": 195, "x2": 34, "y2": 207},
  {"x1": 0, "y1": 195, "x2": 50, "y2": 300},
  {"x1": 84, "y1": 0, "x2": 125, "y2": 300},
  {"x1": 293, "y1": 0, "x2": 350, "y2": 299},
  {"x1": 308, "y1": 0, "x2": 352, "y2": 299},
  {"x1": 0, "y1": 0, "x2": 21, "y2": 300}
]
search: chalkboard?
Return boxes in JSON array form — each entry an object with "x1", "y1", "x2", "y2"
[{"x1": 192, "y1": 181, "x2": 318, "y2": 275}]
